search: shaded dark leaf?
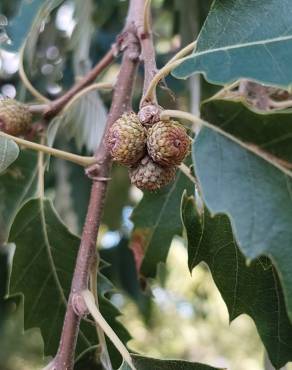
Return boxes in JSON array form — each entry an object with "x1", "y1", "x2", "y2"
[
  {"x1": 181, "y1": 194, "x2": 292, "y2": 368},
  {"x1": 193, "y1": 98, "x2": 292, "y2": 322},
  {"x1": 9, "y1": 198, "x2": 130, "y2": 366},
  {"x1": 0, "y1": 150, "x2": 37, "y2": 244},
  {"x1": 130, "y1": 354, "x2": 222, "y2": 370},
  {"x1": 131, "y1": 169, "x2": 194, "y2": 278}
]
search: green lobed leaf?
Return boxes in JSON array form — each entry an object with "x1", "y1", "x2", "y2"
[
  {"x1": 9, "y1": 198, "x2": 130, "y2": 364},
  {"x1": 131, "y1": 169, "x2": 194, "y2": 278},
  {"x1": 181, "y1": 194, "x2": 292, "y2": 368},
  {"x1": 77, "y1": 353, "x2": 221, "y2": 370},
  {"x1": 201, "y1": 98, "x2": 292, "y2": 163},
  {"x1": 173, "y1": 0, "x2": 292, "y2": 89},
  {"x1": 2, "y1": 0, "x2": 64, "y2": 52},
  {"x1": 119, "y1": 355, "x2": 222, "y2": 370},
  {"x1": 193, "y1": 99, "x2": 292, "y2": 324},
  {"x1": 0, "y1": 150, "x2": 37, "y2": 244},
  {"x1": 0, "y1": 136, "x2": 19, "y2": 174}
]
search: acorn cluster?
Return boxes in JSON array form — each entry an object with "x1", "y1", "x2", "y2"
[
  {"x1": 106, "y1": 111, "x2": 190, "y2": 191},
  {"x1": 0, "y1": 98, "x2": 32, "y2": 136}
]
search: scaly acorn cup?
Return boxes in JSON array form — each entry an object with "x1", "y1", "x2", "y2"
[
  {"x1": 129, "y1": 155, "x2": 176, "y2": 191},
  {"x1": 0, "y1": 98, "x2": 32, "y2": 136},
  {"x1": 106, "y1": 112, "x2": 147, "y2": 165},
  {"x1": 147, "y1": 120, "x2": 191, "y2": 166}
]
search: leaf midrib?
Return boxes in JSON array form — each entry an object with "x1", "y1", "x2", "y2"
[{"x1": 181, "y1": 34, "x2": 292, "y2": 63}]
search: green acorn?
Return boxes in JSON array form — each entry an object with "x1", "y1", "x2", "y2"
[
  {"x1": 129, "y1": 155, "x2": 176, "y2": 191},
  {"x1": 147, "y1": 120, "x2": 190, "y2": 166},
  {"x1": 106, "y1": 112, "x2": 147, "y2": 165},
  {"x1": 0, "y1": 98, "x2": 32, "y2": 136}
]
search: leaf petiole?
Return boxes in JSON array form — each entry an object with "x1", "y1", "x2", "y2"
[
  {"x1": 81, "y1": 290, "x2": 136, "y2": 370},
  {"x1": 142, "y1": 40, "x2": 197, "y2": 103},
  {"x1": 0, "y1": 131, "x2": 96, "y2": 167}
]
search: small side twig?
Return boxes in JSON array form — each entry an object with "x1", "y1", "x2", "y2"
[
  {"x1": 0, "y1": 131, "x2": 96, "y2": 167},
  {"x1": 28, "y1": 81, "x2": 113, "y2": 116},
  {"x1": 44, "y1": 47, "x2": 116, "y2": 119},
  {"x1": 29, "y1": 104, "x2": 49, "y2": 115},
  {"x1": 22, "y1": 46, "x2": 116, "y2": 118},
  {"x1": 166, "y1": 41, "x2": 197, "y2": 65}
]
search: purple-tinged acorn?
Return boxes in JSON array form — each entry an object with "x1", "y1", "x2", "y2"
[
  {"x1": 147, "y1": 120, "x2": 190, "y2": 166},
  {"x1": 106, "y1": 112, "x2": 147, "y2": 165},
  {"x1": 0, "y1": 99, "x2": 32, "y2": 136},
  {"x1": 129, "y1": 155, "x2": 176, "y2": 191}
]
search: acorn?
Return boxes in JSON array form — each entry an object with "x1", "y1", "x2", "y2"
[
  {"x1": 0, "y1": 98, "x2": 32, "y2": 136},
  {"x1": 129, "y1": 155, "x2": 176, "y2": 191},
  {"x1": 147, "y1": 120, "x2": 190, "y2": 166},
  {"x1": 106, "y1": 112, "x2": 147, "y2": 165}
]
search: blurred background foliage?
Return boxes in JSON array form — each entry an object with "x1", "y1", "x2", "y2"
[{"x1": 0, "y1": 0, "x2": 286, "y2": 369}]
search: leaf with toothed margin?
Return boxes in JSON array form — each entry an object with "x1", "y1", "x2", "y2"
[
  {"x1": 192, "y1": 98, "x2": 292, "y2": 325},
  {"x1": 9, "y1": 198, "x2": 130, "y2": 368},
  {"x1": 76, "y1": 353, "x2": 223, "y2": 370},
  {"x1": 0, "y1": 150, "x2": 37, "y2": 245},
  {"x1": 181, "y1": 193, "x2": 292, "y2": 369},
  {"x1": 130, "y1": 355, "x2": 223, "y2": 370}
]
